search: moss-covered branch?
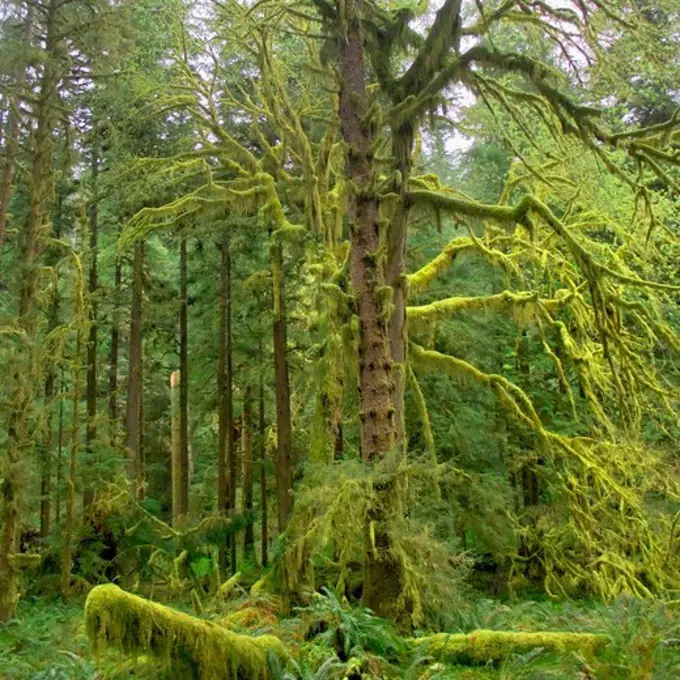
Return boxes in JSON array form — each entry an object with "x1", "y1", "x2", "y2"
[
  {"x1": 85, "y1": 584, "x2": 287, "y2": 680},
  {"x1": 413, "y1": 630, "x2": 610, "y2": 665}
]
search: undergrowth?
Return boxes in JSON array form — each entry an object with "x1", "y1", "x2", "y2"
[{"x1": 3, "y1": 591, "x2": 680, "y2": 679}]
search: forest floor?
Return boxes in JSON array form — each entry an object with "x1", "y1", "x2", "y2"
[{"x1": 2, "y1": 592, "x2": 680, "y2": 679}]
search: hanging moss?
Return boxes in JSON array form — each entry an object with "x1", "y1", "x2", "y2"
[
  {"x1": 85, "y1": 584, "x2": 287, "y2": 680},
  {"x1": 413, "y1": 630, "x2": 610, "y2": 665}
]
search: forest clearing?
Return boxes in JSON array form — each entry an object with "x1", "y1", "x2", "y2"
[{"x1": 0, "y1": 0, "x2": 679, "y2": 677}]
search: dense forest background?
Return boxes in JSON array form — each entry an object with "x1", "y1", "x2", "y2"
[{"x1": 0, "y1": 0, "x2": 679, "y2": 677}]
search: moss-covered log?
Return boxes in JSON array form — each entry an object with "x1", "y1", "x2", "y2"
[
  {"x1": 413, "y1": 630, "x2": 609, "y2": 665},
  {"x1": 85, "y1": 584, "x2": 287, "y2": 679}
]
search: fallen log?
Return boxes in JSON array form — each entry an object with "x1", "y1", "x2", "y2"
[
  {"x1": 412, "y1": 629, "x2": 610, "y2": 665},
  {"x1": 85, "y1": 584, "x2": 287, "y2": 679}
]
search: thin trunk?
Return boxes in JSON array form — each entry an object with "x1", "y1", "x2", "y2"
[
  {"x1": 271, "y1": 238, "x2": 293, "y2": 532},
  {"x1": 84, "y1": 143, "x2": 99, "y2": 511},
  {"x1": 0, "y1": 8, "x2": 33, "y2": 259},
  {"x1": 108, "y1": 245, "x2": 122, "y2": 432},
  {"x1": 170, "y1": 371, "x2": 181, "y2": 524},
  {"x1": 242, "y1": 384, "x2": 255, "y2": 561},
  {"x1": 335, "y1": 0, "x2": 402, "y2": 620},
  {"x1": 56, "y1": 366, "x2": 65, "y2": 524},
  {"x1": 258, "y1": 356, "x2": 268, "y2": 567},
  {"x1": 125, "y1": 243, "x2": 144, "y2": 496},
  {"x1": 385, "y1": 125, "x2": 414, "y2": 446},
  {"x1": 61, "y1": 328, "x2": 82, "y2": 597},
  {"x1": 179, "y1": 236, "x2": 189, "y2": 516},
  {"x1": 0, "y1": 0, "x2": 58, "y2": 623},
  {"x1": 41, "y1": 371, "x2": 54, "y2": 538},
  {"x1": 40, "y1": 190, "x2": 63, "y2": 537},
  {"x1": 217, "y1": 236, "x2": 234, "y2": 571}
]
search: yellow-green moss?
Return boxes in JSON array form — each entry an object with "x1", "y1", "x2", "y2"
[
  {"x1": 413, "y1": 630, "x2": 610, "y2": 665},
  {"x1": 85, "y1": 584, "x2": 287, "y2": 680}
]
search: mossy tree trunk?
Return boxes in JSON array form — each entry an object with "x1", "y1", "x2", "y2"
[
  {"x1": 385, "y1": 124, "x2": 414, "y2": 446},
  {"x1": 272, "y1": 237, "x2": 293, "y2": 532},
  {"x1": 0, "y1": 0, "x2": 58, "y2": 623},
  {"x1": 125, "y1": 242, "x2": 144, "y2": 497}
]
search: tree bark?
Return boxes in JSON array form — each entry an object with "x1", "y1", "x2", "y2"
[
  {"x1": 242, "y1": 384, "x2": 255, "y2": 560},
  {"x1": 336, "y1": 0, "x2": 396, "y2": 461},
  {"x1": 179, "y1": 236, "x2": 189, "y2": 516},
  {"x1": 271, "y1": 238, "x2": 293, "y2": 532},
  {"x1": 334, "y1": 0, "x2": 403, "y2": 620},
  {"x1": 217, "y1": 235, "x2": 235, "y2": 571},
  {"x1": 258, "y1": 343, "x2": 268, "y2": 567},
  {"x1": 125, "y1": 242, "x2": 144, "y2": 496},
  {"x1": 84, "y1": 141, "x2": 99, "y2": 511},
  {"x1": 0, "y1": 0, "x2": 57, "y2": 623}
]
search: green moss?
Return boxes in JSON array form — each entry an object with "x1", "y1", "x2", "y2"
[
  {"x1": 413, "y1": 629, "x2": 610, "y2": 665},
  {"x1": 85, "y1": 584, "x2": 287, "y2": 679}
]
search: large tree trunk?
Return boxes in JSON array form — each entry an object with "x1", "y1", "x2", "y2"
[
  {"x1": 335, "y1": 0, "x2": 403, "y2": 619},
  {"x1": 84, "y1": 142, "x2": 99, "y2": 512},
  {"x1": 336, "y1": 0, "x2": 396, "y2": 461},
  {"x1": 0, "y1": 0, "x2": 57, "y2": 623},
  {"x1": 217, "y1": 235, "x2": 235, "y2": 572},
  {"x1": 258, "y1": 344, "x2": 268, "y2": 567},
  {"x1": 179, "y1": 236, "x2": 189, "y2": 516},
  {"x1": 271, "y1": 238, "x2": 293, "y2": 532},
  {"x1": 125, "y1": 243, "x2": 144, "y2": 496}
]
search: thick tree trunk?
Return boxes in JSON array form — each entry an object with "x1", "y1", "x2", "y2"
[
  {"x1": 125, "y1": 243, "x2": 144, "y2": 496},
  {"x1": 258, "y1": 355, "x2": 268, "y2": 567},
  {"x1": 217, "y1": 235, "x2": 235, "y2": 571},
  {"x1": 242, "y1": 384, "x2": 255, "y2": 560},
  {"x1": 84, "y1": 143, "x2": 99, "y2": 511},
  {"x1": 335, "y1": 0, "x2": 403, "y2": 620},
  {"x1": 0, "y1": 0, "x2": 57, "y2": 623},
  {"x1": 179, "y1": 236, "x2": 189, "y2": 516},
  {"x1": 336, "y1": 0, "x2": 396, "y2": 461},
  {"x1": 271, "y1": 238, "x2": 293, "y2": 532}
]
